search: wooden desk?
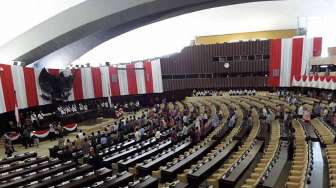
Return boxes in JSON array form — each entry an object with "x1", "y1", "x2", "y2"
[
  {"x1": 61, "y1": 168, "x2": 113, "y2": 188},
  {"x1": 300, "y1": 120, "x2": 319, "y2": 141},
  {"x1": 188, "y1": 140, "x2": 238, "y2": 186},
  {"x1": 103, "y1": 138, "x2": 157, "y2": 165},
  {"x1": 262, "y1": 141, "x2": 289, "y2": 188},
  {"x1": 220, "y1": 141, "x2": 264, "y2": 186},
  {"x1": 0, "y1": 152, "x2": 36, "y2": 166},
  {"x1": 212, "y1": 126, "x2": 230, "y2": 140},
  {"x1": 161, "y1": 140, "x2": 216, "y2": 182},
  {"x1": 0, "y1": 156, "x2": 48, "y2": 174},
  {"x1": 118, "y1": 140, "x2": 172, "y2": 171},
  {"x1": 0, "y1": 161, "x2": 77, "y2": 188},
  {"x1": 99, "y1": 139, "x2": 137, "y2": 158},
  {"x1": 29, "y1": 164, "x2": 93, "y2": 188},
  {"x1": 134, "y1": 176, "x2": 158, "y2": 188},
  {"x1": 95, "y1": 171, "x2": 134, "y2": 188},
  {"x1": 0, "y1": 159, "x2": 61, "y2": 182},
  {"x1": 233, "y1": 125, "x2": 251, "y2": 141},
  {"x1": 138, "y1": 141, "x2": 191, "y2": 176}
]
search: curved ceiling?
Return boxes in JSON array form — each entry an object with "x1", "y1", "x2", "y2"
[
  {"x1": 0, "y1": 0, "x2": 271, "y2": 67},
  {"x1": 0, "y1": 0, "x2": 85, "y2": 47},
  {"x1": 76, "y1": 0, "x2": 336, "y2": 66}
]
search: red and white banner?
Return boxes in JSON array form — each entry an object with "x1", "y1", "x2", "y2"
[
  {"x1": 31, "y1": 130, "x2": 49, "y2": 138},
  {"x1": 268, "y1": 37, "x2": 322, "y2": 87},
  {"x1": 63, "y1": 123, "x2": 78, "y2": 131},
  {"x1": 292, "y1": 75, "x2": 336, "y2": 90},
  {"x1": 0, "y1": 59, "x2": 163, "y2": 114},
  {"x1": 4, "y1": 131, "x2": 21, "y2": 141}
]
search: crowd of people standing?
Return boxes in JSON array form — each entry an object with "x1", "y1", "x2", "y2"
[{"x1": 56, "y1": 101, "x2": 222, "y2": 161}]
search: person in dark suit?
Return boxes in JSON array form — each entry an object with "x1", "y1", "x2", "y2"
[{"x1": 63, "y1": 145, "x2": 73, "y2": 161}]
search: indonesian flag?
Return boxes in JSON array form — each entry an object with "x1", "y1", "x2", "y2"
[{"x1": 107, "y1": 91, "x2": 112, "y2": 108}]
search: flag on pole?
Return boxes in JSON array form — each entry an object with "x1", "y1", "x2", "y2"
[
  {"x1": 14, "y1": 91, "x2": 21, "y2": 127},
  {"x1": 107, "y1": 81, "x2": 112, "y2": 108}
]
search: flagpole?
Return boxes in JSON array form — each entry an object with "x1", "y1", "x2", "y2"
[
  {"x1": 107, "y1": 67, "x2": 112, "y2": 108},
  {"x1": 14, "y1": 90, "x2": 21, "y2": 128}
]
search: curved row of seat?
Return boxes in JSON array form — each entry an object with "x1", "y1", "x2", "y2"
[
  {"x1": 311, "y1": 118, "x2": 335, "y2": 145},
  {"x1": 240, "y1": 97, "x2": 265, "y2": 110},
  {"x1": 257, "y1": 95, "x2": 295, "y2": 112},
  {"x1": 206, "y1": 100, "x2": 260, "y2": 188},
  {"x1": 181, "y1": 98, "x2": 245, "y2": 186},
  {"x1": 158, "y1": 98, "x2": 233, "y2": 187},
  {"x1": 326, "y1": 144, "x2": 336, "y2": 187},
  {"x1": 241, "y1": 119, "x2": 280, "y2": 187},
  {"x1": 286, "y1": 120, "x2": 308, "y2": 188},
  {"x1": 8, "y1": 94, "x2": 336, "y2": 188},
  {"x1": 172, "y1": 99, "x2": 227, "y2": 183}
]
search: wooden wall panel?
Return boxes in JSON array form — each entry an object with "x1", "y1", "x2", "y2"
[{"x1": 161, "y1": 40, "x2": 271, "y2": 91}]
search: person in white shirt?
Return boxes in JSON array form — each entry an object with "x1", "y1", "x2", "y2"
[
  {"x1": 112, "y1": 122, "x2": 118, "y2": 132},
  {"x1": 252, "y1": 89, "x2": 256, "y2": 95},
  {"x1": 49, "y1": 123, "x2": 56, "y2": 141},
  {"x1": 195, "y1": 117, "x2": 201, "y2": 130},
  {"x1": 66, "y1": 106, "x2": 72, "y2": 114},
  {"x1": 155, "y1": 129, "x2": 161, "y2": 139},
  {"x1": 203, "y1": 113, "x2": 208, "y2": 120},
  {"x1": 262, "y1": 107, "x2": 268, "y2": 119},
  {"x1": 79, "y1": 103, "x2": 84, "y2": 111},
  {"x1": 135, "y1": 128, "x2": 141, "y2": 141},
  {"x1": 84, "y1": 104, "x2": 88, "y2": 111},
  {"x1": 31, "y1": 112, "x2": 37, "y2": 122},
  {"x1": 37, "y1": 112, "x2": 44, "y2": 120},
  {"x1": 298, "y1": 104, "x2": 304, "y2": 118},
  {"x1": 60, "y1": 108, "x2": 66, "y2": 116},
  {"x1": 78, "y1": 130, "x2": 84, "y2": 140},
  {"x1": 329, "y1": 101, "x2": 336, "y2": 113},
  {"x1": 183, "y1": 115, "x2": 188, "y2": 126},
  {"x1": 72, "y1": 104, "x2": 77, "y2": 112}
]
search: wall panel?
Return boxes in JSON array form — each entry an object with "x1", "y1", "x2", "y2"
[{"x1": 161, "y1": 40, "x2": 271, "y2": 91}]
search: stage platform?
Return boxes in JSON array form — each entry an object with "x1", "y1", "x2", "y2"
[
  {"x1": 0, "y1": 117, "x2": 115, "y2": 158},
  {"x1": 0, "y1": 109, "x2": 146, "y2": 159}
]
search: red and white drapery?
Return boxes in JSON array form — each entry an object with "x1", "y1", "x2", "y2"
[
  {"x1": 0, "y1": 59, "x2": 163, "y2": 113},
  {"x1": 63, "y1": 123, "x2": 78, "y2": 131},
  {"x1": 268, "y1": 37, "x2": 322, "y2": 87},
  {"x1": 4, "y1": 131, "x2": 21, "y2": 141},
  {"x1": 292, "y1": 75, "x2": 336, "y2": 90},
  {"x1": 31, "y1": 123, "x2": 78, "y2": 138}
]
